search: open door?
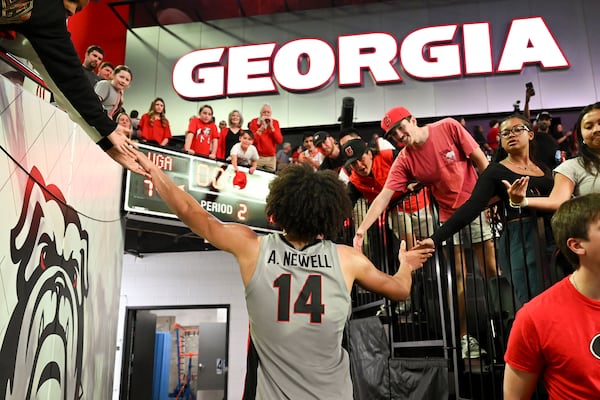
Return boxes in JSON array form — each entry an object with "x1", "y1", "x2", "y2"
[{"x1": 120, "y1": 309, "x2": 157, "y2": 400}]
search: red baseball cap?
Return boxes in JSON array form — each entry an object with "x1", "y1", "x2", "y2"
[
  {"x1": 233, "y1": 170, "x2": 247, "y2": 189},
  {"x1": 380, "y1": 106, "x2": 412, "y2": 134}
]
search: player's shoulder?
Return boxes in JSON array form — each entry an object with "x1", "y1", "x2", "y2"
[{"x1": 336, "y1": 243, "x2": 370, "y2": 265}]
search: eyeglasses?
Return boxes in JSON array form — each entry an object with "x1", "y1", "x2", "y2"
[{"x1": 499, "y1": 125, "x2": 530, "y2": 138}]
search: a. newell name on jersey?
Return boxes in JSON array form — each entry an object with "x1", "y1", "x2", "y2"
[{"x1": 267, "y1": 250, "x2": 333, "y2": 269}]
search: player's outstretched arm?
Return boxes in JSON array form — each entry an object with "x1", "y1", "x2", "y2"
[
  {"x1": 340, "y1": 241, "x2": 433, "y2": 301},
  {"x1": 137, "y1": 152, "x2": 259, "y2": 257}
]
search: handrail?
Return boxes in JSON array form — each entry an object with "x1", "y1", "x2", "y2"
[{"x1": 0, "y1": 47, "x2": 48, "y2": 90}]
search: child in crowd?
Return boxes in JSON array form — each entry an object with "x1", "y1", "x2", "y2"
[
  {"x1": 231, "y1": 131, "x2": 259, "y2": 174},
  {"x1": 94, "y1": 65, "x2": 133, "y2": 120},
  {"x1": 184, "y1": 104, "x2": 219, "y2": 158}
]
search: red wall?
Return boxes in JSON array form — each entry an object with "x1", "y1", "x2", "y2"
[{"x1": 68, "y1": 0, "x2": 129, "y2": 67}]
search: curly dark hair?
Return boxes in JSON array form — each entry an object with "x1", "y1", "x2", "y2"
[
  {"x1": 574, "y1": 102, "x2": 600, "y2": 175},
  {"x1": 266, "y1": 163, "x2": 352, "y2": 241}
]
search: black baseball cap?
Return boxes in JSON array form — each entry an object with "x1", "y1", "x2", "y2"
[
  {"x1": 342, "y1": 139, "x2": 368, "y2": 167},
  {"x1": 536, "y1": 111, "x2": 552, "y2": 121},
  {"x1": 313, "y1": 131, "x2": 329, "y2": 146}
]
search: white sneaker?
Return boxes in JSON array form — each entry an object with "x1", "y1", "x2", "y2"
[{"x1": 461, "y1": 335, "x2": 487, "y2": 359}]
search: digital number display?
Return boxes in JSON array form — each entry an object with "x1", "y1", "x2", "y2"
[{"x1": 123, "y1": 143, "x2": 280, "y2": 232}]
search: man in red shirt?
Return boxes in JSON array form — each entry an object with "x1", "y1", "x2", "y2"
[
  {"x1": 504, "y1": 194, "x2": 600, "y2": 399},
  {"x1": 344, "y1": 138, "x2": 433, "y2": 247},
  {"x1": 355, "y1": 106, "x2": 497, "y2": 359},
  {"x1": 248, "y1": 104, "x2": 283, "y2": 172}
]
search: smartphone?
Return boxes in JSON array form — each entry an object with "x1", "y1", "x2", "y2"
[{"x1": 526, "y1": 82, "x2": 535, "y2": 96}]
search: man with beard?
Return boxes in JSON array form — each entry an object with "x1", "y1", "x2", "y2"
[
  {"x1": 315, "y1": 131, "x2": 344, "y2": 171},
  {"x1": 532, "y1": 111, "x2": 560, "y2": 170},
  {"x1": 81, "y1": 44, "x2": 103, "y2": 87}
]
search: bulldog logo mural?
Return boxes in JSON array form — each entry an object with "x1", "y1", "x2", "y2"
[{"x1": 0, "y1": 167, "x2": 89, "y2": 399}]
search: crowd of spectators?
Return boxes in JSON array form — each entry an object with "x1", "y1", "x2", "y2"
[{"x1": 13, "y1": 28, "x2": 599, "y2": 397}]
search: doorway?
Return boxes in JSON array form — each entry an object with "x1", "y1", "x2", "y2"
[{"x1": 119, "y1": 305, "x2": 229, "y2": 400}]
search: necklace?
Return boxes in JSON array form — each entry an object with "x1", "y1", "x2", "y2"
[
  {"x1": 507, "y1": 158, "x2": 530, "y2": 171},
  {"x1": 571, "y1": 272, "x2": 580, "y2": 292}
]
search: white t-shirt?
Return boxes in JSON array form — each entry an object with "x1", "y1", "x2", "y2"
[
  {"x1": 230, "y1": 143, "x2": 259, "y2": 166},
  {"x1": 554, "y1": 156, "x2": 600, "y2": 197}
]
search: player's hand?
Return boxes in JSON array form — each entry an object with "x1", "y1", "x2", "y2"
[
  {"x1": 107, "y1": 126, "x2": 137, "y2": 159},
  {"x1": 106, "y1": 147, "x2": 149, "y2": 177},
  {"x1": 136, "y1": 151, "x2": 155, "y2": 174},
  {"x1": 399, "y1": 240, "x2": 434, "y2": 271},
  {"x1": 502, "y1": 176, "x2": 529, "y2": 204},
  {"x1": 353, "y1": 230, "x2": 365, "y2": 251}
]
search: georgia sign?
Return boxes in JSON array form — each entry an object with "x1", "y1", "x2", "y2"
[{"x1": 172, "y1": 17, "x2": 569, "y2": 100}]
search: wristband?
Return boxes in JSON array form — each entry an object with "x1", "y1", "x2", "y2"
[
  {"x1": 97, "y1": 136, "x2": 113, "y2": 151},
  {"x1": 509, "y1": 197, "x2": 528, "y2": 208}
]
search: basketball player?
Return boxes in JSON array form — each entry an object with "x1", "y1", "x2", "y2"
[{"x1": 136, "y1": 155, "x2": 434, "y2": 398}]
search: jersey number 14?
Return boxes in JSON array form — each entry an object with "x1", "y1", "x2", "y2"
[{"x1": 274, "y1": 273, "x2": 324, "y2": 323}]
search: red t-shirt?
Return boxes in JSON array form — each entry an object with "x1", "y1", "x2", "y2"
[
  {"x1": 384, "y1": 118, "x2": 479, "y2": 222},
  {"x1": 487, "y1": 127, "x2": 499, "y2": 151},
  {"x1": 186, "y1": 118, "x2": 219, "y2": 156},
  {"x1": 505, "y1": 277, "x2": 600, "y2": 399},
  {"x1": 248, "y1": 118, "x2": 283, "y2": 156},
  {"x1": 349, "y1": 149, "x2": 428, "y2": 212},
  {"x1": 139, "y1": 113, "x2": 172, "y2": 144}
]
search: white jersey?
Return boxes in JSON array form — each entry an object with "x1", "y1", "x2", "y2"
[{"x1": 245, "y1": 234, "x2": 352, "y2": 399}]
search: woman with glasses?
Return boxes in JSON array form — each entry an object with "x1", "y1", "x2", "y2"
[
  {"x1": 420, "y1": 114, "x2": 554, "y2": 305},
  {"x1": 507, "y1": 102, "x2": 600, "y2": 211}
]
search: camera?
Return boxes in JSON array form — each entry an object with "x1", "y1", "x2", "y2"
[
  {"x1": 513, "y1": 100, "x2": 521, "y2": 113},
  {"x1": 265, "y1": 118, "x2": 271, "y2": 124}
]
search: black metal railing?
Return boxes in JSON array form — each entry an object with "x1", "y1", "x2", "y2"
[{"x1": 348, "y1": 186, "x2": 568, "y2": 399}]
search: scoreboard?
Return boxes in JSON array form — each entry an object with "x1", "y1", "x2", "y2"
[{"x1": 123, "y1": 143, "x2": 280, "y2": 233}]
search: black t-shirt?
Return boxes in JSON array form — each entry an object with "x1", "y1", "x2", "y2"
[
  {"x1": 430, "y1": 162, "x2": 554, "y2": 244},
  {"x1": 318, "y1": 152, "x2": 347, "y2": 172},
  {"x1": 225, "y1": 129, "x2": 241, "y2": 158},
  {"x1": 532, "y1": 132, "x2": 559, "y2": 170},
  {"x1": 8, "y1": 0, "x2": 117, "y2": 148}
]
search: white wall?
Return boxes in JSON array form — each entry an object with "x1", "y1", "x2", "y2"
[
  {"x1": 119, "y1": 251, "x2": 249, "y2": 400},
  {"x1": 124, "y1": 0, "x2": 600, "y2": 136}
]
